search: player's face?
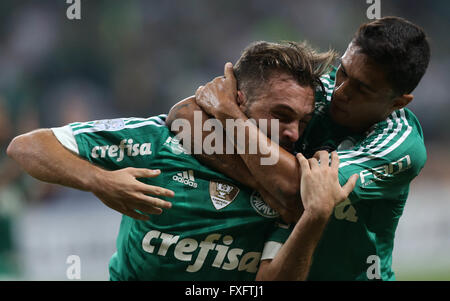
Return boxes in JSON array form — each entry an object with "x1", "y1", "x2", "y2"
[
  {"x1": 242, "y1": 73, "x2": 314, "y2": 152},
  {"x1": 331, "y1": 43, "x2": 398, "y2": 132}
]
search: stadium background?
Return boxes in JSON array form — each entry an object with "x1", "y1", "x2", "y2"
[{"x1": 0, "y1": 0, "x2": 448, "y2": 280}]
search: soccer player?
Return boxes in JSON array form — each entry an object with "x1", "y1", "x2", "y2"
[
  {"x1": 168, "y1": 17, "x2": 430, "y2": 280},
  {"x1": 7, "y1": 42, "x2": 357, "y2": 280}
]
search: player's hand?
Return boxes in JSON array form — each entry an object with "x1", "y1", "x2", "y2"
[
  {"x1": 296, "y1": 151, "x2": 358, "y2": 219},
  {"x1": 195, "y1": 62, "x2": 241, "y2": 120},
  {"x1": 90, "y1": 167, "x2": 174, "y2": 220}
]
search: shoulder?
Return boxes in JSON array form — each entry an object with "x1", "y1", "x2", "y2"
[
  {"x1": 70, "y1": 114, "x2": 168, "y2": 136},
  {"x1": 52, "y1": 114, "x2": 170, "y2": 157},
  {"x1": 339, "y1": 108, "x2": 426, "y2": 179}
]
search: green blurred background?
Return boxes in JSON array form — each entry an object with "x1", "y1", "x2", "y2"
[{"x1": 0, "y1": 0, "x2": 448, "y2": 280}]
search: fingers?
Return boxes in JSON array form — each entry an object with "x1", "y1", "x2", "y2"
[
  {"x1": 139, "y1": 183, "x2": 175, "y2": 198},
  {"x1": 138, "y1": 193, "x2": 173, "y2": 209},
  {"x1": 132, "y1": 202, "x2": 164, "y2": 216},
  {"x1": 195, "y1": 85, "x2": 204, "y2": 98},
  {"x1": 296, "y1": 153, "x2": 310, "y2": 175},
  {"x1": 123, "y1": 208, "x2": 152, "y2": 221},
  {"x1": 102, "y1": 199, "x2": 150, "y2": 221},
  {"x1": 129, "y1": 168, "x2": 161, "y2": 178},
  {"x1": 319, "y1": 151, "x2": 329, "y2": 168},
  {"x1": 224, "y1": 62, "x2": 236, "y2": 86},
  {"x1": 313, "y1": 150, "x2": 330, "y2": 167},
  {"x1": 342, "y1": 174, "x2": 359, "y2": 197},
  {"x1": 330, "y1": 151, "x2": 340, "y2": 170},
  {"x1": 112, "y1": 198, "x2": 164, "y2": 220},
  {"x1": 308, "y1": 157, "x2": 320, "y2": 170}
]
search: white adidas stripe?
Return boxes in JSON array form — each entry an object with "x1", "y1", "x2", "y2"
[
  {"x1": 73, "y1": 119, "x2": 165, "y2": 136},
  {"x1": 339, "y1": 109, "x2": 412, "y2": 168},
  {"x1": 177, "y1": 170, "x2": 195, "y2": 181},
  {"x1": 339, "y1": 112, "x2": 400, "y2": 160},
  {"x1": 124, "y1": 116, "x2": 166, "y2": 125},
  {"x1": 359, "y1": 116, "x2": 394, "y2": 153}
]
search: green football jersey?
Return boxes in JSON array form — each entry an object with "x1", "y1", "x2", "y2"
[
  {"x1": 52, "y1": 115, "x2": 289, "y2": 281},
  {"x1": 292, "y1": 68, "x2": 427, "y2": 280}
]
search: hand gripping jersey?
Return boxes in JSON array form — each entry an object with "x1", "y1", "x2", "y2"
[
  {"x1": 52, "y1": 115, "x2": 289, "y2": 280},
  {"x1": 268, "y1": 68, "x2": 427, "y2": 280}
]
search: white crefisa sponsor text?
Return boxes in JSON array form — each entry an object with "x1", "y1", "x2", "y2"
[
  {"x1": 90, "y1": 139, "x2": 152, "y2": 162},
  {"x1": 142, "y1": 231, "x2": 261, "y2": 273}
]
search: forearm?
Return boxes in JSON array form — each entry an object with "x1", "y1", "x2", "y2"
[
  {"x1": 167, "y1": 97, "x2": 259, "y2": 189},
  {"x1": 7, "y1": 129, "x2": 103, "y2": 192},
  {"x1": 256, "y1": 211, "x2": 329, "y2": 281},
  {"x1": 168, "y1": 97, "x2": 301, "y2": 221},
  {"x1": 217, "y1": 111, "x2": 301, "y2": 208}
]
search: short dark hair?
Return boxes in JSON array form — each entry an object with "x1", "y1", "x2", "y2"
[
  {"x1": 233, "y1": 41, "x2": 337, "y2": 102},
  {"x1": 353, "y1": 16, "x2": 430, "y2": 95}
]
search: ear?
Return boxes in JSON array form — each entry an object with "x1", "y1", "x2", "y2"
[
  {"x1": 392, "y1": 94, "x2": 413, "y2": 111},
  {"x1": 237, "y1": 90, "x2": 248, "y2": 110}
]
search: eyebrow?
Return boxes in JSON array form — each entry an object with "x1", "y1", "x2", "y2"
[
  {"x1": 271, "y1": 104, "x2": 297, "y2": 114},
  {"x1": 272, "y1": 104, "x2": 314, "y2": 119},
  {"x1": 339, "y1": 59, "x2": 376, "y2": 93}
]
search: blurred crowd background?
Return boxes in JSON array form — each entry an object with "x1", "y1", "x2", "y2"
[{"x1": 0, "y1": 0, "x2": 448, "y2": 280}]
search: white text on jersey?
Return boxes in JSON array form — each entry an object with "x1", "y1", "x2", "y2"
[
  {"x1": 90, "y1": 139, "x2": 152, "y2": 162},
  {"x1": 142, "y1": 230, "x2": 261, "y2": 274}
]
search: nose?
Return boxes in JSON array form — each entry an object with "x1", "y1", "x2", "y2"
[{"x1": 282, "y1": 124, "x2": 300, "y2": 143}]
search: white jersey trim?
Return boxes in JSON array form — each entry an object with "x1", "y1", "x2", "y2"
[
  {"x1": 338, "y1": 109, "x2": 412, "y2": 168},
  {"x1": 72, "y1": 119, "x2": 165, "y2": 136},
  {"x1": 51, "y1": 125, "x2": 79, "y2": 154},
  {"x1": 261, "y1": 241, "x2": 283, "y2": 261}
]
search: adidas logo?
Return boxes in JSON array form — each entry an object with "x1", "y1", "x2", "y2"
[{"x1": 172, "y1": 170, "x2": 198, "y2": 188}]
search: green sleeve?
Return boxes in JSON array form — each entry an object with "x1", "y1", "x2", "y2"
[
  {"x1": 337, "y1": 109, "x2": 426, "y2": 204},
  {"x1": 70, "y1": 115, "x2": 169, "y2": 171}
]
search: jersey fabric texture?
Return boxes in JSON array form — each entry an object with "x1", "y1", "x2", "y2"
[
  {"x1": 270, "y1": 67, "x2": 427, "y2": 280},
  {"x1": 52, "y1": 115, "x2": 289, "y2": 281}
]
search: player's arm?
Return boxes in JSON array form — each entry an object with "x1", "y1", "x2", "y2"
[
  {"x1": 167, "y1": 96, "x2": 300, "y2": 222},
  {"x1": 255, "y1": 151, "x2": 358, "y2": 281},
  {"x1": 167, "y1": 96, "x2": 260, "y2": 189},
  {"x1": 6, "y1": 129, "x2": 174, "y2": 220},
  {"x1": 194, "y1": 63, "x2": 302, "y2": 208}
]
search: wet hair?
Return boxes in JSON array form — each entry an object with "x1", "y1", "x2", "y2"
[
  {"x1": 353, "y1": 16, "x2": 430, "y2": 95},
  {"x1": 233, "y1": 41, "x2": 337, "y2": 102}
]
